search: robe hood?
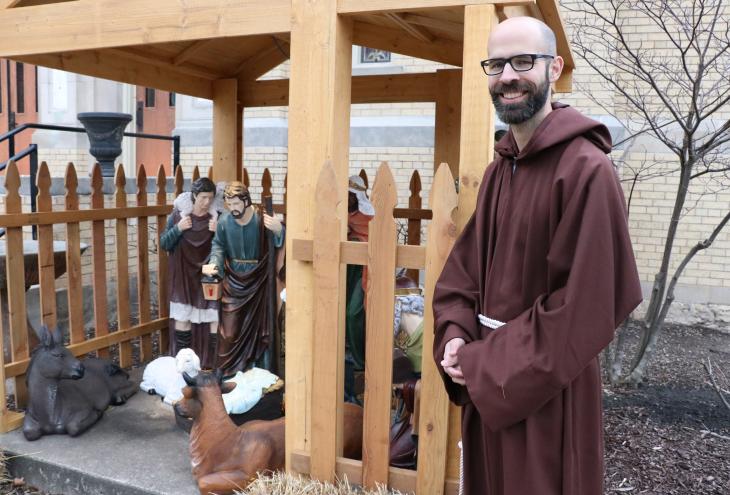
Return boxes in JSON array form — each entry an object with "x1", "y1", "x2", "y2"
[{"x1": 495, "y1": 102, "x2": 612, "y2": 160}]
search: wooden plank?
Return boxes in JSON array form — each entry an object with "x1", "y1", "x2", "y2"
[
  {"x1": 352, "y1": 20, "x2": 462, "y2": 67},
  {"x1": 107, "y1": 47, "x2": 224, "y2": 80},
  {"x1": 384, "y1": 12, "x2": 435, "y2": 42},
  {"x1": 3, "y1": 162, "x2": 29, "y2": 407},
  {"x1": 339, "y1": 0, "x2": 534, "y2": 13},
  {"x1": 16, "y1": 51, "x2": 213, "y2": 100},
  {"x1": 434, "y1": 69, "x2": 462, "y2": 180},
  {"x1": 0, "y1": 411, "x2": 24, "y2": 435},
  {"x1": 362, "y1": 163, "x2": 398, "y2": 489},
  {"x1": 292, "y1": 239, "x2": 425, "y2": 270},
  {"x1": 136, "y1": 166, "x2": 153, "y2": 363},
  {"x1": 174, "y1": 165, "x2": 184, "y2": 196},
  {"x1": 237, "y1": 105, "x2": 244, "y2": 182},
  {"x1": 309, "y1": 161, "x2": 344, "y2": 482},
  {"x1": 401, "y1": 13, "x2": 464, "y2": 38},
  {"x1": 0, "y1": 0, "x2": 291, "y2": 58},
  {"x1": 115, "y1": 166, "x2": 133, "y2": 368},
  {"x1": 90, "y1": 164, "x2": 109, "y2": 359},
  {"x1": 1, "y1": 0, "x2": 21, "y2": 8},
  {"x1": 0, "y1": 205, "x2": 172, "y2": 229},
  {"x1": 290, "y1": 451, "x2": 460, "y2": 495},
  {"x1": 156, "y1": 165, "x2": 170, "y2": 353},
  {"x1": 64, "y1": 163, "x2": 84, "y2": 344},
  {"x1": 416, "y1": 164, "x2": 459, "y2": 494},
  {"x1": 406, "y1": 170, "x2": 422, "y2": 282},
  {"x1": 240, "y1": 72, "x2": 439, "y2": 108},
  {"x1": 212, "y1": 79, "x2": 238, "y2": 182},
  {"x1": 173, "y1": 39, "x2": 215, "y2": 66},
  {"x1": 36, "y1": 162, "x2": 57, "y2": 332},
  {"x1": 192, "y1": 165, "x2": 201, "y2": 182},
  {"x1": 235, "y1": 43, "x2": 288, "y2": 83},
  {"x1": 286, "y1": 0, "x2": 353, "y2": 471},
  {"x1": 5, "y1": 319, "x2": 169, "y2": 378}
]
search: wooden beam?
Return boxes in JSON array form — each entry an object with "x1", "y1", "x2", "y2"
[
  {"x1": 286, "y1": 0, "x2": 353, "y2": 474},
  {"x1": 1, "y1": 0, "x2": 21, "y2": 8},
  {"x1": 15, "y1": 51, "x2": 213, "y2": 99},
  {"x1": 291, "y1": 239, "x2": 426, "y2": 270},
  {"x1": 173, "y1": 39, "x2": 214, "y2": 66},
  {"x1": 0, "y1": 0, "x2": 291, "y2": 58},
  {"x1": 401, "y1": 13, "x2": 464, "y2": 38},
  {"x1": 339, "y1": 0, "x2": 535, "y2": 14},
  {"x1": 212, "y1": 79, "x2": 238, "y2": 182},
  {"x1": 0, "y1": 205, "x2": 171, "y2": 228},
  {"x1": 353, "y1": 20, "x2": 462, "y2": 66},
  {"x1": 535, "y1": 0, "x2": 573, "y2": 92},
  {"x1": 108, "y1": 48, "x2": 224, "y2": 80},
  {"x1": 239, "y1": 72, "x2": 440, "y2": 107},
  {"x1": 384, "y1": 12, "x2": 435, "y2": 43},
  {"x1": 234, "y1": 42, "x2": 289, "y2": 82},
  {"x1": 434, "y1": 69, "x2": 462, "y2": 177}
]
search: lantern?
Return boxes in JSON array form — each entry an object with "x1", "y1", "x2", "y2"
[{"x1": 201, "y1": 274, "x2": 222, "y2": 301}]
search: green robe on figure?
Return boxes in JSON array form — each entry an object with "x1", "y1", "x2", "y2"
[{"x1": 209, "y1": 211, "x2": 284, "y2": 375}]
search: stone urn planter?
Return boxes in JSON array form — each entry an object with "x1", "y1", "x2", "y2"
[{"x1": 77, "y1": 112, "x2": 132, "y2": 177}]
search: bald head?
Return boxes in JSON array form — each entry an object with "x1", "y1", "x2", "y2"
[{"x1": 488, "y1": 17, "x2": 557, "y2": 58}]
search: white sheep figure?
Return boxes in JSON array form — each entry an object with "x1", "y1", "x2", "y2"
[
  {"x1": 222, "y1": 367, "x2": 279, "y2": 415},
  {"x1": 140, "y1": 348, "x2": 201, "y2": 405}
]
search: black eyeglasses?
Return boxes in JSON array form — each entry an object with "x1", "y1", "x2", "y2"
[{"x1": 480, "y1": 54, "x2": 554, "y2": 76}]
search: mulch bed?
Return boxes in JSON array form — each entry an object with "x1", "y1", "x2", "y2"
[{"x1": 3, "y1": 322, "x2": 729, "y2": 494}]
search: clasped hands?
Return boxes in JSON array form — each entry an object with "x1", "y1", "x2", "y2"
[{"x1": 442, "y1": 337, "x2": 466, "y2": 385}]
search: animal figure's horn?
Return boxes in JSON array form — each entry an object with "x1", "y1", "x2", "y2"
[{"x1": 183, "y1": 371, "x2": 197, "y2": 387}]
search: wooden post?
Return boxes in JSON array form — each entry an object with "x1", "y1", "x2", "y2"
[
  {"x1": 137, "y1": 166, "x2": 152, "y2": 362},
  {"x1": 447, "y1": 3, "x2": 498, "y2": 479},
  {"x1": 192, "y1": 165, "x2": 200, "y2": 182},
  {"x1": 416, "y1": 164, "x2": 459, "y2": 494},
  {"x1": 237, "y1": 105, "x2": 244, "y2": 182},
  {"x1": 434, "y1": 69, "x2": 462, "y2": 180},
  {"x1": 90, "y1": 164, "x2": 109, "y2": 358},
  {"x1": 65, "y1": 163, "x2": 85, "y2": 344},
  {"x1": 287, "y1": 0, "x2": 353, "y2": 472},
  {"x1": 212, "y1": 78, "x2": 238, "y2": 182},
  {"x1": 262, "y1": 168, "x2": 272, "y2": 202},
  {"x1": 309, "y1": 161, "x2": 343, "y2": 482},
  {"x1": 156, "y1": 165, "x2": 170, "y2": 353},
  {"x1": 174, "y1": 165, "x2": 184, "y2": 196},
  {"x1": 115, "y1": 165, "x2": 133, "y2": 368},
  {"x1": 362, "y1": 163, "x2": 398, "y2": 489}
]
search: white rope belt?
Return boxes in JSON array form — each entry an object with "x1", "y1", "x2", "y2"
[{"x1": 458, "y1": 314, "x2": 506, "y2": 495}]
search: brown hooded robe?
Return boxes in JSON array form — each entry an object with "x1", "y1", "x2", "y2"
[{"x1": 433, "y1": 104, "x2": 642, "y2": 495}]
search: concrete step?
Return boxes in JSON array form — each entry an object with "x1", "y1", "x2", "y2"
[{"x1": 0, "y1": 370, "x2": 199, "y2": 495}]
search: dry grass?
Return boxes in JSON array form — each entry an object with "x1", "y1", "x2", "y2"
[{"x1": 238, "y1": 471, "x2": 409, "y2": 495}]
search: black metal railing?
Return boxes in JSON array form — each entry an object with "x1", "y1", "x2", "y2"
[{"x1": 0, "y1": 122, "x2": 181, "y2": 238}]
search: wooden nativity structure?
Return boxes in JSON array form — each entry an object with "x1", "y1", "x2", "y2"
[{"x1": 0, "y1": 0, "x2": 574, "y2": 493}]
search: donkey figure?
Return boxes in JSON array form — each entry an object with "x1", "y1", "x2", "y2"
[
  {"x1": 174, "y1": 369, "x2": 363, "y2": 495},
  {"x1": 23, "y1": 325, "x2": 137, "y2": 441}
]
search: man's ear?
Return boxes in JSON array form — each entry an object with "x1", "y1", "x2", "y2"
[
  {"x1": 221, "y1": 382, "x2": 237, "y2": 394},
  {"x1": 549, "y1": 55, "x2": 564, "y2": 84}
]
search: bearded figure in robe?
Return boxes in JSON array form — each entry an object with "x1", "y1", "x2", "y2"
[
  {"x1": 433, "y1": 17, "x2": 642, "y2": 495},
  {"x1": 160, "y1": 177, "x2": 219, "y2": 368},
  {"x1": 202, "y1": 182, "x2": 284, "y2": 376}
]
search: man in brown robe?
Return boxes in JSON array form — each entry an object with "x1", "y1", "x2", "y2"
[{"x1": 433, "y1": 17, "x2": 642, "y2": 494}]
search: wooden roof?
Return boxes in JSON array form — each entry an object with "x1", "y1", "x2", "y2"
[{"x1": 0, "y1": 0, "x2": 573, "y2": 99}]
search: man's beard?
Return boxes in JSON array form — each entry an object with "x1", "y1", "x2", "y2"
[
  {"x1": 490, "y1": 70, "x2": 550, "y2": 125},
  {"x1": 230, "y1": 208, "x2": 245, "y2": 218}
]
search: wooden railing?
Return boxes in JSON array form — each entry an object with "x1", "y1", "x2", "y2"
[{"x1": 290, "y1": 161, "x2": 458, "y2": 494}]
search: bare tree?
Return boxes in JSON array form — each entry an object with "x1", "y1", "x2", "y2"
[{"x1": 564, "y1": 0, "x2": 730, "y2": 385}]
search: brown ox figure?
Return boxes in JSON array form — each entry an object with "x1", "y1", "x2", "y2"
[{"x1": 174, "y1": 369, "x2": 363, "y2": 494}]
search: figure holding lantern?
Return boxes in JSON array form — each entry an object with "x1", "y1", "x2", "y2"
[
  {"x1": 202, "y1": 181, "x2": 284, "y2": 376},
  {"x1": 160, "y1": 177, "x2": 220, "y2": 368}
]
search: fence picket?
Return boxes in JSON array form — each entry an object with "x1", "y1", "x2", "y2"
[
  {"x1": 262, "y1": 168, "x2": 272, "y2": 202},
  {"x1": 416, "y1": 163, "x2": 459, "y2": 493},
  {"x1": 358, "y1": 168, "x2": 368, "y2": 190},
  {"x1": 115, "y1": 165, "x2": 133, "y2": 367},
  {"x1": 36, "y1": 162, "x2": 57, "y2": 332},
  {"x1": 156, "y1": 165, "x2": 170, "y2": 353},
  {"x1": 64, "y1": 163, "x2": 84, "y2": 344},
  {"x1": 137, "y1": 166, "x2": 152, "y2": 361},
  {"x1": 362, "y1": 162, "x2": 398, "y2": 489},
  {"x1": 90, "y1": 164, "x2": 109, "y2": 358},
  {"x1": 4, "y1": 161, "x2": 30, "y2": 407},
  {"x1": 192, "y1": 165, "x2": 200, "y2": 182},
  {"x1": 174, "y1": 165, "x2": 184, "y2": 197},
  {"x1": 243, "y1": 168, "x2": 250, "y2": 188}
]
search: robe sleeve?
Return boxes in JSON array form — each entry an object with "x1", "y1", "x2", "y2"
[
  {"x1": 209, "y1": 218, "x2": 227, "y2": 276},
  {"x1": 159, "y1": 210, "x2": 182, "y2": 252},
  {"x1": 432, "y1": 210, "x2": 484, "y2": 406},
  {"x1": 457, "y1": 154, "x2": 642, "y2": 431}
]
